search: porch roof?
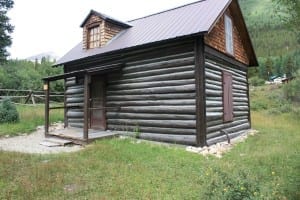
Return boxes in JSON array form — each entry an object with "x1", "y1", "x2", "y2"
[{"x1": 43, "y1": 63, "x2": 123, "y2": 82}]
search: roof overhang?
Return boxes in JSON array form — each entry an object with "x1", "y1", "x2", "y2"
[{"x1": 44, "y1": 63, "x2": 123, "y2": 82}]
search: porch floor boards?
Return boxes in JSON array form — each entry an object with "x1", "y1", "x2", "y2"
[{"x1": 47, "y1": 128, "x2": 119, "y2": 145}]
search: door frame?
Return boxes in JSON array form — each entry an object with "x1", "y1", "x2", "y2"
[{"x1": 89, "y1": 75, "x2": 107, "y2": 130}]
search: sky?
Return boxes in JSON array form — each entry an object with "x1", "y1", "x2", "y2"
[{"x1": 7, "y1": 0, "x2": 196, "y2": 59}]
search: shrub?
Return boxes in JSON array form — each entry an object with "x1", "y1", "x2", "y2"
[
  {"x1": 0, "y1": 99, "x2": 20, "y2": 123},
  {"x1": 283, "y1": 70, "x2": 300, "y2": 103},
  {"x1": 249, "y1": 76, "x2": 265, "y2": 86}
]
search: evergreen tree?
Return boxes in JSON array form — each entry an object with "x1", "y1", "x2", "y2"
[
  {"x1": 273, "y1": 0, "x2": 300, "y2": 43},
  {"x1": 265, "y1": 57, "x2": 274, "y2": 80},
  {"x1": 285, "y1": 57, "x2": 295, "y2": 78},
  {"x1": 0, "y1": 0, "x2": 14, "y2": 63}
]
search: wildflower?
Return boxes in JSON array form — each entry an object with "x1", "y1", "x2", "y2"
[
  {"x1": 240, "y1": 187, "x2": 245, "y2": 191},
  {"x1": 272, "y1": 171, "x2": 275, "y2": 175}
]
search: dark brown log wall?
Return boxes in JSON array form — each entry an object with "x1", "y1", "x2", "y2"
[
  {"x1": 106, "y1": 51, "x2": 197, "y2": 145},
  {"x1": 205, "y1": 59, "x2": 250, "y2": 145},
  {"x1": 65, "y1": 77, "x2": 85, "y2": 128}
]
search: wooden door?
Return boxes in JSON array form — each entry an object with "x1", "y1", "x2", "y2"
[{"x1": 90, "y1": 76, "x2": 106, "y2": 130}]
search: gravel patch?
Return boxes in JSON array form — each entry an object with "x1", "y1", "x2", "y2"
[
  {"x1": 186, "y1": 129, "x2": 258, "y2": 158},
  {"x1": 0, "y1": 126, "x2": 83, "y2": 154}
]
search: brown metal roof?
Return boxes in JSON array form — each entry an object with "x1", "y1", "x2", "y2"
[
  {"x1": 57, "y1": 0, "x2": 257, "y2": 66},
  {"x1": 80, "y1": 10, "x2": 132, "y2": 28}
]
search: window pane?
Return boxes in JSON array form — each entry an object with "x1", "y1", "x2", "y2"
[{"x1": 225, "y1": 15, "x2": 233, "y2": 54}]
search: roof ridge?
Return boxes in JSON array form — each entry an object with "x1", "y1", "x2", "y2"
[{"x1": 128, "y1": 0, "x2": 206, "y2": 22}]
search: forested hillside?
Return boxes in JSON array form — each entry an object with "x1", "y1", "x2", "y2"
[
  {"x1": 0, "y1": 58, "x2": 63, "y2": 91},
  {"x1": 239, "y1": 0, "x2": 300, "y2": 80}
]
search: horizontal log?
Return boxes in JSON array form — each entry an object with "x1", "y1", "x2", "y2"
[
  {"x1": 206, "y1": 100, "x2": 223, "y2": 107},
  {"x1": 66, "y1": 111, "x2": 84, "y2": 118},
  {"x1": 205, "y1": 60, "x2": 247, "y2": 77},
  {"x1": 119, "y1": 106, "x2": 195, "y2": 114},
  {"x1": 139, "y1": 133, "x2": 196, "y2": 145},
  {"x1": 106, "y1": 99, "x2": 195, "y2": 106},
  {"x1": 234, "y1": 111, "x2": 248, "y2": 117},
  {"x1": 107, "y1": 84, "x2": 195, "y2": 95},
  {"x1": 206, "y1": 79, "x2": 222, "y2": 86},
  {"x1": 205, "y1": 67, "x2": 222, "y2": 76},
  {"x1": 233, "y1": 84, "x2": 248, "y2": 91},
  {"x1": 206, "y1": 89, "x2": 222, "y2": 96},
  {"x1": 206, "y1": 97, "x2": 222, "y2": 101},
  {"x1": 116, "y1": 131, "x2": 196, "y2": 145},
  {"x1": 207, "y1": 119, "x2": 249, "y2": 133},
  {"x1": 233, "y1": 80, "x2": 247, "y2": 87},
  {"x1": 225, "y1": 123, "x2": 250, "y2": 133},
  {"x1": 107, "y1": 112, "x2": 196, "y2": 120},
  {"x1": 206, "y1": 129, "x2": 249, "y2": 145},
  {"x1": 119, "y1": 65, "x2": 195, "y2": 80},
  {"x1": 107, "y1": 79, "x2": 195, "y2": 90},
  {"x1": 106, "y1": 93, "x2": 195, "y2": 101},
  {"x1": 207, "y1": 112, "x2": 223, "y2": 120},
  {"x1": 206, "y1": 83, "x2": 222, "y2": 91},
  {"x1": 205, "y1": 71, "x2": 222, "y2": 81},
  {"x1": 66, "y1": 80, "x2": 76, "y2": 87},
  {"x1": 68, "y1": 119, "x2": 84, "y2": 123},
  {"x1": 233, "y1": 106, "x2": 249, "y2": 111},
  {"x1": 67, "y1": 85, "x2": 84, "y2": 90},
  {"x1": 107, "y1": 119, "x2": 196, "y2": 129},
  {"x1": 206, "y1": 107, "x2": 223, "y2": 112},
  {"x1": 207, "y1": 119, "x2": 223, "y2": 127},
  {"x1": 66, "y1": 103, "x2": 84, "y2": 107},
  {"x1": 233, "y1": 97, "x2": 248, "y2": 102},
  {"x1": 66, "y1": 97, "x2": 84, "y2": 103},
  {"x1": 126, "y1": 52, "x2": 194, "y2": 67},
  {"x1": 66, "y1": 88, "x2": 84, "y2": 95},
  {"x1": 124, "y1": 56, "x2": 194, "y2": 73},
  {"x1": 233, "y1": 102, "x2": 249, "y2": 106},
  {"x1": 109, "y1": 71, "x2": 195, "y2": 85},
  {"x1": 233, "y1": 93, "x2": 247, "y2": 98},
  {"x1": 108, "y1": 124, "x2": 196, "y2": 135}
]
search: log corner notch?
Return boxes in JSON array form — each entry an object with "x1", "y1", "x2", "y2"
[{"x1": 194, "y1": 36, "x2": 207, "y2": 147}]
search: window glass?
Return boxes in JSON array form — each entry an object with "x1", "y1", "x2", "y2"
[
  {"x1": 225, "y1": 15, "x2": 233, "y2": 55},
  {"x1": 89, "y1": 26, "x2": 100, "y2": 49}
]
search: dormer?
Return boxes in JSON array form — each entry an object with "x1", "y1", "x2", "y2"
[{"x1": 80, "y1": 10, "x2": 131, "y2": 50}]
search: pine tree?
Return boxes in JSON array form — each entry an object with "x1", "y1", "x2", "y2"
[{"x1": 0, "y1": 0, "x2": 14, "y2": 63}]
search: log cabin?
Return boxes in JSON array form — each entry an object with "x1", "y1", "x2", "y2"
[{"x1": 43, "y1": 0, "x2": 258, "y2": 146}]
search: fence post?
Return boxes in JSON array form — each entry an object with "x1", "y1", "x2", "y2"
[{"x1": 44, "y1": 81, "x2": 50, "y2": 136}]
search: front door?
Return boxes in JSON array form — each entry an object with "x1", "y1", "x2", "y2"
[{"x1": 90, "y1": 76, "x2": 106, "y2": 130}]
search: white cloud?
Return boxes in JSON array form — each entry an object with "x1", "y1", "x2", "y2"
[{"x1": 7, "y1": 0, "x2": 196, "y2": 59}]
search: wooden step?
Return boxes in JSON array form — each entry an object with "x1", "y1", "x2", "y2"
[{"x1": 40, "y1": 137, "x2": 73, "y2": 147}]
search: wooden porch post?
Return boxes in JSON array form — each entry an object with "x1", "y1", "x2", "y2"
[
  {"x1": 194, "y1": 37, "x2": 207, "y2": 147},
  {"x1": 83, "y1": 74, "x2": 90, "y2": 141},
  {"x1": 44, "y1": 80, "x2": 50, "y2": 136}
]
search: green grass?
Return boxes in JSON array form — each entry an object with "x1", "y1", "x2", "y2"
[
  {"x1": 0, "y1": 86, "x2": 299, "y2": 199},
  {"x1": 0, "y1": 104, "x2": 63, "y2": 137}
]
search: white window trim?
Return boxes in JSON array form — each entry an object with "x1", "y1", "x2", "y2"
[{"x1": 225, "y1": 15, "x2": 234, "y2": 55}]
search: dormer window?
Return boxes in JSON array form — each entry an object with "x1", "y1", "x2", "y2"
[
  {"x1": 225, "y1": 15, "x2": 233, "y2": 55},
  {"x1": 88, "y1": 25, "x2": 100, "y2": 49}
]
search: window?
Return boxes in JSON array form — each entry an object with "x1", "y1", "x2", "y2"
[
  {"x1": 225, "y1": 15, "x2": 233, "y2": 55},
  {"x1": 223, "y1": 71, "x2": 233, "y2": 122},
  {"x1": 88, "y1": 26, "x2": 100, "y2": 49}
]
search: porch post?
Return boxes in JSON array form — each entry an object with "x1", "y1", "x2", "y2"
[
  {"x1": 83, "y1": 74, "x2": 90, "y2": 141},
  {"x1": 44, "y1": 80, "x2": 50, "y2": 136}
]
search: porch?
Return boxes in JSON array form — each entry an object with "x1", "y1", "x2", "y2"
[
  {"x1": 47, "y1": 128, "x2": 119, "y2": 145},
  {"x1": 42, "y1": 63, "x2": 123, "y2": 143}
]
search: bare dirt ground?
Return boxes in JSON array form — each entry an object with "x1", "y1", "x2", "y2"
[{"x1": 0, "y1": 125, "x2": 83, "y2": 154}]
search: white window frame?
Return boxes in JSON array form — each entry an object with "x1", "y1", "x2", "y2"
[{"x1": 225, "y1": 15, "x2": 234, "y2": 55}]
